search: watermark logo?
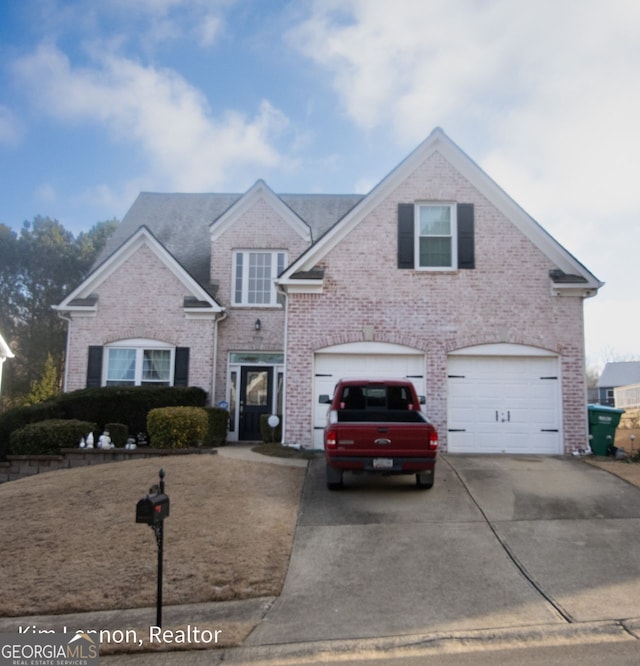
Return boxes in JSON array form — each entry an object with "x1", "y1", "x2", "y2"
[{"x1": 1, "y1": 631, "x2": 99, "y2": 665}]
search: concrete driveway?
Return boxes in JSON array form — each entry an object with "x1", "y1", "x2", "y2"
[{"x1": 246, "y1": 455, "x2": 640, "y2": 645}]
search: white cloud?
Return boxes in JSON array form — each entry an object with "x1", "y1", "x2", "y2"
[
  {"x1": 0, "y1": 105, "x2": 23, "y2": 145},
  {"x1": 290, "y1": 0, "x2": 640, "y2": 221},
  {"x1": 196, "y1": 14, "x2": 223, "y2": 48},
  {"x1": 35, "y1": 183, "x2": 57, "y2": 203},
  {"x1": 104, "y1": 0, "x2": 231, "y2": 50},
  {"x1": 12, "y1": 44, "x2": 289, "y2": 191}
]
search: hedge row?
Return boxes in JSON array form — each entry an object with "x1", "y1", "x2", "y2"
[
  {"x1": 10, "y1": 420, "x2": 98, "y2": 455},
  {"x1": 0, "y1": 386, "x2": 210, "y2": 458},
  {"x1": 8, "y1": 406, "x2": 230, "y2": 455}
]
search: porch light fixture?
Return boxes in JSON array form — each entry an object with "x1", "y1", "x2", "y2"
[{"x1": 255, "y1": 319, "x2": 261, "y2": 331}]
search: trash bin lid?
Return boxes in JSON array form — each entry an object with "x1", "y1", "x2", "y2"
[{"x1": 588, "y1": 404, "x2": 625, "y2": 414}]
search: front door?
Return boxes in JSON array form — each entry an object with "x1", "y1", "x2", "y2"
[{"x1": 239, "y1": 366, "x2": 273, "y2": 440}]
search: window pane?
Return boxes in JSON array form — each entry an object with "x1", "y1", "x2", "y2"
[
  {"x1": 277, "y1": 371, "x2": 284, "y2": 414},
  {"x1": 235, "y1": 253, "x2": 243, "y2": 303},
  {"x1": 420, "y1": 237, "x2": 452, "y2": 267},
  {"x1": 246, "y1": 370, "x2": 268, "y2": 406},
  {"x1": 419, "y1": 206, "x2": 450, "y2": 235},
  {"x1": 229, "y1": 371, "x2": 237, "y2": 432},
  {"x1": 143, "y1": 349, "x2": 171, "y2": 383},
  {"x1": 106, "y1": 349, "x2": 135, "y2": 385},
  {"x1": 248, "y1": 252, "x2": 272, "y2": 304}
]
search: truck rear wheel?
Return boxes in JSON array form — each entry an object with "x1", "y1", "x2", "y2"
[
  {"x1": 326, "y1": 464, "x2": 344, "y2": 490},
  {"x1": 416, "y1": 470, "x2": 434, "y2": 489}
]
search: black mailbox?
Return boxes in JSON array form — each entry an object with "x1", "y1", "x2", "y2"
[{"x1": 136, "y1": 493, "x2": 170, "y2": 525}]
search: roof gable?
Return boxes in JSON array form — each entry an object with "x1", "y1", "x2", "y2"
[
  {"x1": 55, "y1": 226, "x2": 223, "y2": 315},
  {"x1": 210, "y1": 180, "x2": 312, "y2": 243},
  {"x1": 278, "y1": 128, "x2": 603, "y2": 296}
]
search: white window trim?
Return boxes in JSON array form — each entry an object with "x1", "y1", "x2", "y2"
[
  {"x1": 232, "y1": 250, "x2": 287, "y2": 307},
  {"x1": 103, "y1": 339, "x2": 175, "y2": 386},
  {"x1": 414, "y1": 203, "x2": 458, "y2": 271}
]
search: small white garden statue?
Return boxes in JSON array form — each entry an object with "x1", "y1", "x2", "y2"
[
  {"x1": 86, "y1": 432, "x2": 94, "y2": 448},
  {"x1": 98, "y1": 430, "x2": 113, "y2": 449}
]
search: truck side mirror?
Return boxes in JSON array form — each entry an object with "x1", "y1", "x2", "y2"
[
  {"x1": 319, "y1": 394, "x2": 331, "y2": 404},
  {"x1": 419, "y1": 396, "x2": 426, "y2": 404},
  {"x1": 136, "y1": 493, "x2": 170, "y2": 525}
]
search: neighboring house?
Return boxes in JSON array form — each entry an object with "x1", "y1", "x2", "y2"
[
  {"x1": 54, "y1": 128, "x2": 602, "y2": 454},
  {"x1": 597, "y1": 362, "x2": 640, "y2": 406},
  {"x1": 0, "y1": 332, "x2": 14, "y2": 398}
]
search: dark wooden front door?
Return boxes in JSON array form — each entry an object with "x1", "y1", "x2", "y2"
[{"x1": 239, "y1": 366, "x2": 273, "y2": 440}]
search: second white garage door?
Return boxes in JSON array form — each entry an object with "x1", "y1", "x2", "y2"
[{"x1": 447, "y1": 349, "x2": 562, "y2": 454}]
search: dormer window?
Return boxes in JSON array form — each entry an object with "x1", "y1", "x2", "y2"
[{"x1": 233, "y1": 251, "x2": 286, "y2": 306}]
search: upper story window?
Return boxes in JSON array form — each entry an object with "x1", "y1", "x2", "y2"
[
  {"x1": 104, "y1": 340, "x2": 174, "y2": 386},
  {"x1": 397, "y1": 202, "x2": 475, "y2": 271},
  {"x1": 416, "y1": 204, "x2": 457, "y2": 269},
  {"x1": 233, "y1": 251, "x2": 286, "y2": 306}
]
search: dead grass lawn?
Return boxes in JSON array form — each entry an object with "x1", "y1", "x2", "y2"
[{"x1": 0, "y1": 454, "x2": 305, "y2": 617}]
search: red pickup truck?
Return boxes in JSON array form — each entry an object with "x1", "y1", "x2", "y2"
[{"x1": 322, "y1": 379, "x2": 438, "y2": 490}]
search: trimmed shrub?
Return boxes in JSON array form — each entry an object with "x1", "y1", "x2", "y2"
[
  {"x1": 104, "y1": 423, "x2": 129, "y2": 448},
  {"x1": 10, "y1": 419, "x2": 97, "y2": 455},
  {"x1": 204, "y1": 407, "x2": 229, "y2": 447},
  {"x1": 260, "y1": 414, "x2": 282, "y2": 443},
  {"x1": 0, "y1": 401, "x2": 63, "y2": 458},
  {"x1": 147, "y1": 407, "x2": 208, "y2": 449}
]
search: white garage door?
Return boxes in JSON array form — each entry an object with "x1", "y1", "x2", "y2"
[
  {"x1": 313, "y1": 342, "x2": 426, "y2": 449},
  {"x1": 447, "y1": 350, "x2": 561, "y2": 454}
]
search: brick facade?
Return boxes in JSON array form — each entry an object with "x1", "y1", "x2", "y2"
[
  {"x1": 64, "y1": 245, "x2": 216, "y2": 393},
  {"x1": 58, "y1": 130, "x2": 598, "y2": 455},
  {"x1": 283, "y1": 153, "x2": 589, "y2": 452}
]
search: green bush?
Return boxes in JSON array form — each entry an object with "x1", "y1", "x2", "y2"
[
  {"x1": 104, "y1": 423, "x2": 129, "y2": 448},
  {"x1": 0, "y1": 401, "x2": 64, "y2": 458},
  {"x1": 58, "y1": 386, "x2": 207, "y2": 436},
  {"x1": 259, "y1": 414, "x2": 282, "y2": 443},
  {"x1": 147, "y1": 407, "x2": 208, "y2": 449},
  {"x1": 0, "y1": 386, "x2": 207, "y2": 458},
  {"x1": 204, "y1": 407, "x2": 229, "y2": 447},
  {"x1": 10, "y1": 419, "x2": 97, "y2": 455}
]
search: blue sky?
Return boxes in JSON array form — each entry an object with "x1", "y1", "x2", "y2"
[{"x1": 1, "y1": 0, "x2": 639, "y2": 368}]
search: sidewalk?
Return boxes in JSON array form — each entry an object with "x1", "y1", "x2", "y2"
[{"x1": 216, "y1": 442, "x2": 309, "y2": 467}]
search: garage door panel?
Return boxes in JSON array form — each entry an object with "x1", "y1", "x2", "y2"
[{"x1": 448, "y1": 354, "x2": 561, "y2": 455}]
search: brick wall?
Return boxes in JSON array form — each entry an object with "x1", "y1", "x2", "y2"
[
  {"x1": 64, "y1": 245, "x2": 216, "y2": 394},
  {"x1": 0, "y1": 448, "x2": 216, "y2": 484},
  {"x1": 283, "y1": 152, "x2": 589, "y2": 453},
  {"x1": 210, "y1": 196, "x2": 311, "y2": 404}
]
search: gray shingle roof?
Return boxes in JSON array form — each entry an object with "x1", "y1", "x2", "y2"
[
  {"x1": 597, "y1": 362, "x2": 640, "y2": 388},
  {"x1": 95, "y1": 191, "x2": 364, "y2": 286}
]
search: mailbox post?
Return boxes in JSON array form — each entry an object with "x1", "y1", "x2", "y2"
[{"x1": 136, "y1": 468, "x2": 169, "y2": 628}]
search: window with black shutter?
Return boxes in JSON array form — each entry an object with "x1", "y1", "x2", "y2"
[{"x1": 397, "y1": 202, "x2": 474, "y2": 270}]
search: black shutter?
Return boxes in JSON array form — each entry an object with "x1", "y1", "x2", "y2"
[
  {"x1": 457, "y1": 203, "x2": 475, "y2": 269},
  {"x1": 86, "y1": 346, "x2": 103, "y2": 388},
  {"x1": 174, "y1": 347, "x2": 190, "y2": 386},
  {"x1": 397, "y1": 203, "x2": 415, "y2": 269}
]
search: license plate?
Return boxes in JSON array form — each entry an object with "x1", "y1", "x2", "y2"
[{"x1": 373, "y1": 458, "x2": 393, "y2": 470}]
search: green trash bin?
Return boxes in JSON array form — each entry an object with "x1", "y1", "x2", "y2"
[{"x1": 588, "y1": 404, "x2": 625, "y2": 456}]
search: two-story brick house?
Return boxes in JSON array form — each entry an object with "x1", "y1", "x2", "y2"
[{"x1": 55, "y1": 128, "x2": 602, "y2": 453}]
